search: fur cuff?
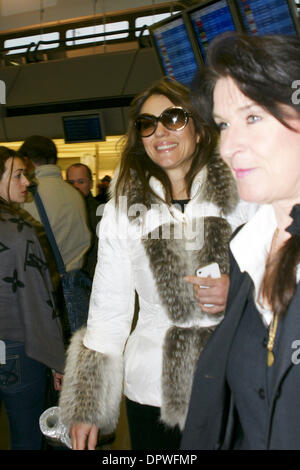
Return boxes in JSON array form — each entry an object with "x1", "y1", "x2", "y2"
[
  {"x1": 59, "y1": 327, "x2": 123, "y2": 435},
  {"x1": 160, "y1": 326, "x2": 215, "y2": 430}
]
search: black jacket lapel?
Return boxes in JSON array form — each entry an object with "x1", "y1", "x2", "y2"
[
  {"x1": 269, "y1": 282, "x2": 300, "y2": 406},
  {"x1": 182, "y1": 257, "x2": 253, "y2": 449}
]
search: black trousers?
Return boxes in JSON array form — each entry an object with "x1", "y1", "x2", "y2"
[{"x1": 125, "y1": 397, "x2": 182, "y2": 450}]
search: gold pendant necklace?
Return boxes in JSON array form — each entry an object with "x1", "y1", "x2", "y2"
[
  {"x1": 267, "y1": 312, "x2": 279, "y2": 367},
  {"x1": 266, "y1": 227, "x2": 280, "y2": 367}
]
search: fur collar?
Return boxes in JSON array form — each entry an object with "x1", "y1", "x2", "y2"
[{"x1": 122, "y1": 151, "x2": 239, "y2": 218}]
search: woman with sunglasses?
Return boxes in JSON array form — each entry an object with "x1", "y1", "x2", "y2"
[
  {"x1": 59, "y1": 77, "x2": 256, "y2": 450},
  {"x1": 0, "y1": 146, "x2": 65, "y2": 449}
]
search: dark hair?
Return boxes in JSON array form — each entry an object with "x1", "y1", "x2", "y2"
[
  {"x1": 114, "y1": 76, "x2": 217, "y2": 205},
  {"x1": 194, "y1": 33, "x2": 300, "y2": 317},
  {"x1": 193, "y1": 33, "x2": 300, "y2": 131},
  {"x1": 66, "y1": 163, "x2": 93, "y2": 182},
  {"x1": 19, "y1": 135, "x2": 57, "y2": 165},
  {"x1": 0, "y1": 146, "x2": 17, "y2": 180},
  {"x1": 0, "y1": 146, "x2": 21, "y2": 215},
  {"x1": 101, "y1": 175, "x2": 111, "y2": 183}
]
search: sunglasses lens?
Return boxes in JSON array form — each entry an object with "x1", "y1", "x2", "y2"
[
  {"x1": 161, "y1": 108, "x2": 187, "y2": 131},
  {"x1": 136, "y1": 115, "x2": 157, "y2": 137},
  {"x1": 135, "y1": 108, "x2": 189, "y2": 137}
]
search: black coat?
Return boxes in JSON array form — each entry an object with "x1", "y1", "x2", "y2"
[
  {"x1": 83, "y1": 192, "x2": 101, "y2": 279},
  {"x1": 181, "y1": 249, "x2": 300, "y2": 450}
]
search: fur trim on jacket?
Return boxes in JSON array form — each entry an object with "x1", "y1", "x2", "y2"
[
  {"x1": 125, "y1": 153, "x2": 238, "y2": 429},
  {"x1": 143, "y1": 218, "x2": 231, "y2": 429},
  {"x1": 125, "y1": 152, "x2": 238, "y2": 216},
  {"x1": 59, "y1": 327, "x2": 123, "y2": 435},
  {"x1": 59, "y1": 153, "x2": 239, "y2": 432}
]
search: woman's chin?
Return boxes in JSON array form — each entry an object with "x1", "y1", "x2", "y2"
[{"x1": 16, "y1": 195, "x2": 27, "y2": 204}]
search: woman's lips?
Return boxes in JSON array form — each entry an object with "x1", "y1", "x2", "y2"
[
  {"x1": 156, "y1": 143, "x2": 178, "y2": 152},
  {"x1": 233, "y1": 168, "x2": 255, "y2": 178}
]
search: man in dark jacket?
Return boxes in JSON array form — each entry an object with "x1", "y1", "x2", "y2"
[{"x1": 66, "y1": 163, "x2": 101, "y2": 280}]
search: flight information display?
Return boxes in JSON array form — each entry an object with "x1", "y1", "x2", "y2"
[
  {"x1": 63, "y1": 114, "x2": 105, "y2": 143},
  {"x1": 189, "y1": 0, "x2": 237, "y2": 62},
  {"x1": 151, "y1": 16, "x2": 199, "y2": 87},
  {"x1": 236, "y1": 0, "x2": 297, "y2": 35}
]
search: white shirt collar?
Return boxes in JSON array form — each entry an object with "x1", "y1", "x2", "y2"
[
  {"x1": 230, "y1": 204, "x2": 277, "y2": 280},
  {"x1": 230, "y1": 204, "x2": 300, "y2": 325},
  {"x1": 230, "y1": 204, "x2": 277, "y2": 325}
]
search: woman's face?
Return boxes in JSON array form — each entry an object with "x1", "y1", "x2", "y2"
[
  {"x1": 213, "y1": 76, "x2": 300, "y2": 210},
  {"x1": 140, "y1": 94, "x2": 200, "y2": 176},
  {"x1": 0, "y1": 157, "x2": 30, "y2": 203}
]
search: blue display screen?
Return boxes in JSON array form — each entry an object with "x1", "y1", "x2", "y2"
[
  {"x1": 236, "y1": 0, "x2": 297, "y2": 35},
  {"x1": 189, "y1": 0, "x2": 237, "y2": 61},
  {"x1": 152, "y1": 16, "x2": 199, "y2": 87},
  {"x1": 63, "y1": 114, "x2": 105, "y2": 143}
]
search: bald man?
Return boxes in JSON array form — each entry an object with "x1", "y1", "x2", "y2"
[{"x1": 66, "y1": 163, "x2": 101, "y2": 280}]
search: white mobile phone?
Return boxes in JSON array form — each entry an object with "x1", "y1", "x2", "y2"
[
  {"x1": 196, "y1": 262, "x2": 221, "y2": 308},
  {"x1": 196, "y1": 262, "x2": 221, "y2": 279}
]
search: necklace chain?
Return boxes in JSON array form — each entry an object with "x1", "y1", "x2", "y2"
[
  {"x1": 267, "y1": 312, "x2": 279, "y2": 367},
  {"x1": 267, "y1": 227, "x2": 280, "y2": 367}
]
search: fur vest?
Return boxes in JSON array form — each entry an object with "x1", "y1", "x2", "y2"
[{"x1": 59, "y1": 154, "x2": 239, "y2": 434}]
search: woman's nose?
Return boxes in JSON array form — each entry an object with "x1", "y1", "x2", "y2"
[
  {"x1": 220, "y1": 125, "x2": 244, "y2": 161},
  {"x1": 23, "y1": 175, "x2": 30, "y2": 186},
  {"x1": 154, "y1": 120, "x2": 168, "y2": 136}
]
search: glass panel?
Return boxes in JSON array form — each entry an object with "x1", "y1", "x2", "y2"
[
  {"x1": 4, "y1": 32, "x2": 59, "y2": 55},
  {"x1": 66, "y1": 21, "x2": 129, "y2": 46},
  {"x1": 135, "y1": 12, "x2": 179, "y2": 36}
]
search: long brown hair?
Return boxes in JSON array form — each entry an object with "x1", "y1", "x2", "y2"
[
  {"x1": 194, "y1": 33, "x2": 300, "y2": 316},
  {"x1": 114, "y1": 76, "x2": 217, "y2": 205},
  {"x1": 0, "y1": 146, "x2": 20, "y2": 216},
  {"x1": 262, "y1": 237, "x2": 300, "y2": 316}
]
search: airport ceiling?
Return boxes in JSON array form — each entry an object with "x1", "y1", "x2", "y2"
[{"x1": 0, "y1": 0, "x2": 206, "y2": 170}]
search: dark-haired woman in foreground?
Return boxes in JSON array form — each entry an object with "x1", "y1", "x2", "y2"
[
  {"x1": 182, "y1": 34, "x2": 300, "y2": 450},
  {"x1": 0, "y1": 146, "x2": 65, "y2": 449}
]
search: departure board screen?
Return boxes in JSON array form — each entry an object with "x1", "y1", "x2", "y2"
[
  {"x1": 236, "y1": 0, "x2": 297, "y2": 35},
  {"x1": 63, "y1": 114, "x2": 105, "y2": 143},
  {"x1": 189, "y1": 0, "x2": 237, "y2": 62},
  {"x1": 150, "y1": 16, "x2": 199, "y2": 87}
]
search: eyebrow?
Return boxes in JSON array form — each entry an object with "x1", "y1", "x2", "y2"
[
  {"x1": 14, "y1": 168, "x2": 25, "y2": 173},
  {"x1": 213, "y1": 103, "x2": 259, "y2": 120}
]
